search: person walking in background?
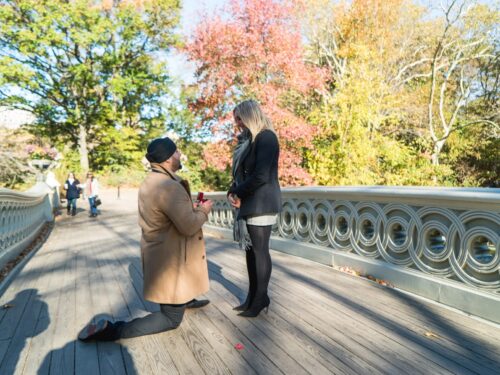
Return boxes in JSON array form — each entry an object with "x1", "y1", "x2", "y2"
[
  {"x1": 64, "y1": 172, "x2": 81, "y2": 216},
  {"x1": 78, "y1": 137, "x2": 213, "y2": 341},
  {"x1": 228, "y1": 100, "x2": 282, "y2": 318},
  {"x1": 85, "y1": 172, "x2": 99, "y2": 217}
]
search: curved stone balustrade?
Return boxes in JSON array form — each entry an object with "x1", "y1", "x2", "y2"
[
  {"x1": 0, "y1": 182, "x2": 56, "y2": 270},
  {"x1": 203, "y1": 187, "x2": 500, "y2": 293}
]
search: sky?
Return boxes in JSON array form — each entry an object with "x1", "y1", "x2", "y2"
[{"x1": 168, "y1": 0, "x2": 228, "y2": 85}]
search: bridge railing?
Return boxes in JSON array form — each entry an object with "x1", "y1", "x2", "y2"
[
  {"x1": 0, "y1": 182, "x2": 57, "y2": 271},
  {"x1": 202, "y1": 186, "x2": 500, "y2": 323}
]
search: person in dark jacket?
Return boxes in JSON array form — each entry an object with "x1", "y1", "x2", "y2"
[
  {"x1": 228, "y1": 99, "x2": 281, "y2": 318},
  {"x1": 64, "y1": 172, "x2": 81, "y2": 216}
]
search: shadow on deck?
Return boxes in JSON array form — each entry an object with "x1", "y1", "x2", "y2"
[{"x1": 0, "y1": 189, "x2": 498, "y2": 375}]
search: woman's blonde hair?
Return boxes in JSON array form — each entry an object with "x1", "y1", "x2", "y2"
[{"x1": 233, "y1": 100, "x2": 275, "y2": 141}]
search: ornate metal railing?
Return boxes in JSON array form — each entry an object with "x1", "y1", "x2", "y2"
[
  {"x1": 204, "y1": 187, "x2": 500, "y2": 292},
  {"x1": 0, "y1": 182, "x2": 56, "y2": 270}
]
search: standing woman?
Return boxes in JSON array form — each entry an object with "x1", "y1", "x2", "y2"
[
  {"x1": 64, "y1": 172, "x2": 81, "y2": 216},
  {"x1": 228, "y1": 100, "x2": 281, "y2": 318},
  {"x1": 85, "y1": 172, "x2": 99, "y2": 217}
]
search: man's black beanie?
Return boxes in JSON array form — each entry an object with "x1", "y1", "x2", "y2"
[{"x1": 145, "y1": 137, "x2": 177, "y2": 163}]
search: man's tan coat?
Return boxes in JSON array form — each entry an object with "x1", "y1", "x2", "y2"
[{"x1": 138, "y1": 168, "x2": 209, "y2": 304}]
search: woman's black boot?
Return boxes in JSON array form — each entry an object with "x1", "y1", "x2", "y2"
[{"x1": 238, "y1": 295, "x2": 270, "y2": 318}]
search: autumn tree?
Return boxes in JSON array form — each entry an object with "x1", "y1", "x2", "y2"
[
  {"x1": 300, "y1": 0, "x2": 498, "y2": 186},
  {"x1": 0, "y1": 0, "x2": 180, "y2": 172},
  {"x1": 302, "y1": 0, "x2": 438, "y2": 185},
  {"x1": 185, "y1": 0, "x2": 323, "y2": 186}
]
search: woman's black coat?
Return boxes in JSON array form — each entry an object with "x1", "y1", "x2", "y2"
[
  {"x1": 65, "y1": 179, "x2": 81, "y2": 200},
  {"x1": 229, "y1": 129, "x2": 281, "y2": 219}
]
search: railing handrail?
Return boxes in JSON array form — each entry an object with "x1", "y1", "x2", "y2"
[
  {"x1": 203, "y1": 186, "x2": 500, "y2": 211},
  {"x1": 0, "y1": 187, "x2": 48, "y2": 202}
]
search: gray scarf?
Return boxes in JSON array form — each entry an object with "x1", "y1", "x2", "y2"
[{"x1": 232, "y1": 130, "x2": 252, "y2": 250}]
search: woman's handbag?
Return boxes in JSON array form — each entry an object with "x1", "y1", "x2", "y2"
[{"x1": 94, "y1": 197, "x2": 102, "y2": 207}]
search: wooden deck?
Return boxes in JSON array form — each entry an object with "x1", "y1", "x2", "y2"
[{"x1": 0, "y1": 189, "x2": 499, "y2": 375}]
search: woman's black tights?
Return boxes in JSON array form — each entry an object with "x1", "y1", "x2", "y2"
[{"x1": 246, "y1": 224, "x2": 273, "y2": 306}]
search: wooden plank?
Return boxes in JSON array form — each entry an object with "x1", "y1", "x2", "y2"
[
  {"x1": 186, "y1": 293, "x2": 284, "y2": 375},
  {"x1": 157, "y1": 329, "x2": 205, "y2": 375},
  {"x1": 208, "y1": 251, "x2": 405, "y2": 373},
  {"x1": 108, "y1": 224, "x2": 273, "y2": 375},
  {"x1": 208, "y1": 249, "x2": 455, "y2": 375},
  {"x1": 270, "y1": 245, "x2": 500, "y2": 344},
  {"x1": 0, "y1": 245, "x2": 49, "y2": 326},
  {"x1": 0, "y1": 284, "x2": 35, "y2": 368},
  {"x1": 207, "y1": 267, "x2": 393, "y2": 375},
  {"x1": 178, "y1": 315, "x2": 232, "y2": 375},
  {"x1": 49, "y1": 250, "x2": 76, "y2": 375},
  {"x1": 0, "y1": 340, "x2": 9, "y2": 368},
  {"x1": 4, "y1": 261, "x2": 58, "y2": 375},
  {"x1": 0, "y1": 289, "x2": 33, "y2": 370},
  {"x1": 207, "y1": 271, "x2": 368, "y2": 375},
  {"x1": 87, "y1": 243, "x2": 127, "y2": 375},
  {"x1": 99, "y1": 235, "x2": 169, "y2": 375},
  {"x1": 21, "y1": 240, "x2": 71, "y2": 375},
  {"x1": 204, "y1": 279, "x2": 310, "y2": 375},
  {"x1": 0, "y1": 284, "x2": 36, "y2": 341},
  {"x1": 258, "y1": 239, "x2": 498, "y2": 350},
  {"x1": 103, "y1": 232, "x2": 180, "y2": 375},
  {"x1": 187, "y1": 308, "x2": 257, "y2": 375},
  {"x1": 208, "y1": 279, "x2": 340, "y2": 375},
  {"x1": 126, "y1": 260, "x2": 159, "y2": 314},
  {"x1": 209, "y1": 234, "x2": 500, "y2": 347},
  {"x1": 75, "y1": 250, "x2": 100, "y2": 375},
  {"x1": 2, "y1": 192, "x2": 496, "y2": 375},
  {"x1": 227, "y1": 251, "x2": 489, "y2": 374},
  {"x1": 263, "y1": 252, "x2": 500, "y2": 373}
]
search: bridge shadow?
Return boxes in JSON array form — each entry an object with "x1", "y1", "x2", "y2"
[
  {"x1": 38, "y1": 340, "x2": 138, "y2": 375},
  {"x1": 208, "y1": 259, "x2": 246, "y2": 304},
  {"x1": 205, "y1": 237, "x2": 500, "y2": 372},
  {"x1": 270, "y1": 259, "x2": 500, "y2": 370},
  {"x1": 0, "y1": 289, "x2": 49, "y2": 373},
  {"x1": 206, "y1": 251, "x2": 295, "y2": 374}
]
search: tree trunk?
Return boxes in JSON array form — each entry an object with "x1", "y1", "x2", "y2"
[
  {"x1": 431, "y1": 139, "x2": 445, "y2": 166},
  {"x1": 78, "y1": 123, "x2": 89, "y2": 172}
]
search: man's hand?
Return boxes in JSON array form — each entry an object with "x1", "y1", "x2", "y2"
[
  {"x1": 228, "y1": 194, "x2": 241, "y2": 208},
  {"x1": 200, "y1": 199, "x2": 213, "y2": 213}
]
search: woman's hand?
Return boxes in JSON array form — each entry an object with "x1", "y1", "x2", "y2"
[{"x1": 228, "y1": 194, "x2": 241, "y2": 208}]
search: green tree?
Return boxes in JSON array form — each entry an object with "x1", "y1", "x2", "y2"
[
  {"x1": 0, "y1": 126, "x2": 35, "y2": 188},
  {"x1": 0, "y1": 0, "x2": 180, "y2": 172},
  {"x1": 303, "y1": 0, "x2": 438, "y2": 185},
  {"x1": 301, "y1": 0, "x2": 499, "y2": 186}
]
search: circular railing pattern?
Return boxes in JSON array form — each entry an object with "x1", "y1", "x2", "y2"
[{"x1": 206, "y1": 193, "x2": 500, "y2": 291}]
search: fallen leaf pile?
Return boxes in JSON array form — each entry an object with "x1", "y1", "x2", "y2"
[{"x1": 336, "y1": 266, "x2": 394, "y2": 288}]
